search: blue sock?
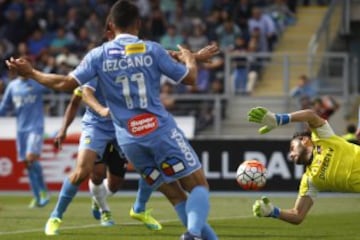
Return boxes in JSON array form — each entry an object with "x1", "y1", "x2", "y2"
[
  {"x1": 186, "y1": 186, "x2": 209, "y2": 237},
  {"x1": 32, "y1": 161, "x2": 47, "y2": 192},
  {"x1": 50, "y1": 178, "x2": 79, "y2": 219},
  {"x1": 174, "y1": 201, "x2": 187, "y2": 226},
  {"x1": 133, "y1": 178, "x2": 153, "y2": 213},
  {"x1": 27, "y1": 164, "x2": 40, "y2": 202},
  {"x1": 175, "y1": 200, "x2": 218, "y2": 240}
]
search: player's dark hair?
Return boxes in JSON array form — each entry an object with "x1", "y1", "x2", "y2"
[
  {"x1": 292, "y1": 131, "x2": 312, "y2": 140},
  {"x1": 109, "y1": 0, "x2": 139, "y2": 29}
]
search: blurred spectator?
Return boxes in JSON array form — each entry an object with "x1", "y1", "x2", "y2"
[
  {"x1": 21, "y1": 7, "x2": 41, "y2": 41},
  {"x1": 290, "y1": 74, "x2": 317, "y2": 109},
  {"x1": 71, "y1": 27, "x2": 91, "y2": 54},
  {"x1": 149, "y1": 6, "x2": 167, "y2": 41},
  {"x1": 266, "y1": 0, "x2": 296, "y2": 34},
  {"x1": 233, "y1": 0, "x2": 254, "y2": 38},
  {"x1": 311, "y1": 95, "x2": 340, "y2": 120},
  {"x1": 216, "y1": 16, "x2": 242, "y2": 51},
  {"x1": 231, "y1": 36, "x2": 248, "y2": 94},
  {"x1": 245, "y1": 39, "x2": 262, "y2": 94},
  {"x1": 50, "y1": 27, "x2": 74, "y2": 55},
  {"x1": 160, "y1": 0, "x2": 177, "y2": 22},
  {"x1": 85, "y1": 13, "x2": 102, "y2": 43},
  {"x1": 248, "y1": 7, "x2": 277, "y2": 52},
  {"x1": 135, "y1": 0, "x2": 151, "y2": 19},
  {"x1": 342, "y1": 123, "x2": 359, "y2": 145},
  {"x1": 170, "y1": 3, "x2": 193, "y2": 37},
  {"x1": 204, "y1": 6, "x2": 222, "y2": 41},
  {"x1": 160, "y1": 24, "x2": 184, "y2": 51},
  {"x1": 27, "y1": 28, "x2": 50, "y2": 57},
  {"x1": 44, "y1": 10, "x2": 60, "y2": 33},
  {"x1": 186, "y1": 20, "x2": 208, "y2": 52},
  {"x1": 1, "y1": 5, "x2": 23, "y2": 45}
]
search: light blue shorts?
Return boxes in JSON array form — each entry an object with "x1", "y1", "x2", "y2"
[
  {"x1": 119, "y1": 127, "x2": 202, "y2": 190},
  {"x1": 16, "y1": 130, "x2": 43, "y2": 161},
  {"x1": 79, "y1": 123, "x2": 118, "y2": 159}
]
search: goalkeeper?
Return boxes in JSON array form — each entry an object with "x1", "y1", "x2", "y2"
[{"x1": 248, "y1": 106, "x2": 360, "y2": 224}]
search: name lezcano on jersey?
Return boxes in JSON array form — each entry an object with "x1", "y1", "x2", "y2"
[{"x1": 102, "y1": 55, "x2": 153, "y2": 72}]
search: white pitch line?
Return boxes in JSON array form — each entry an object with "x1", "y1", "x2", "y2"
[{"x1": 0, "y1": 215, "x2": 252, "y2": 235}]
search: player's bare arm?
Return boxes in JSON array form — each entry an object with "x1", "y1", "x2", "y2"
[
  {"x1": 176, "y1": 44, "x2": 197, "y2": 86},
  {"x1": 169, "y1": 43, "x2": 219, "y2": 63},
  {"x1": 248, "y1": 107, "x2": 326, "y2": 134},
  {"x1": 54, "y1": 94, "x2": 82, "y2": 149},
  {"x1": 6, "y1": 57, "x2": 78, "y2": 91},
  {"x1": 278, "y1": 196, "x2": 313, "y2": 225},
  {"x1": 82, "y1": 87, "x2": 110, "y2": 118},
  {"x1": 290, "y1": 109, "x2": 325, "y2": 128}
]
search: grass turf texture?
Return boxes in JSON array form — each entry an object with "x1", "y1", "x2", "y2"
[{"x1": 0, "y1": 194, "x2": 360, "y2": 240}]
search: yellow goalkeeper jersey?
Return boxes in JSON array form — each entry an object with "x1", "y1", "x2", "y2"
[{"x1": 299, "y1": 121, "x2": 360, "y2": 198}]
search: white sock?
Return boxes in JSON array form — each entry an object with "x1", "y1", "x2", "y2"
[
  {"x1": 88, "y1": 179, "x2": 110, "y2": 212},
  {"x1": 103, "y1": 178, "x2": 116, "y2": 197}
]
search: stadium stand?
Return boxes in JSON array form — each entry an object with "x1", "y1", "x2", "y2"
[{"x1": 2, "y1": 0, "x2": 354, "y2": 139}]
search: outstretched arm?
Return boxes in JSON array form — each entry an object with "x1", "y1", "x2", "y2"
[
  {"x1": 253, "y1": 195, "x2": 313, "y2": 225},
  {"x1": 278, "y1": 196, "x2": 313, "y2": 224},
  {"x1": 6, "y1": 58, "x2": 78, "y2": 91},
  {"x1": 248, "y1": 106, "x2": 326, "y2": 134},
  {"x1": 82, "y1": 86, "x2": 110, "y2": 118},
  {"x1": 54, "y1": 94, "x2": 82, "y2": 149}
]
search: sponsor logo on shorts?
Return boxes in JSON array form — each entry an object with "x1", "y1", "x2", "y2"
[
  {"x1": 127, "y1": 113, "x2": 158, "y2": 136},
  {"x1": 170, "y1": 128, "x2": 197, "y2": 167},
  {"x1": 84, "y1": 136, "x2": 91, "y2": 144},
  {"x1": 142, "y1": 167, "x2": 160, "y2": 186},
  {"x1": 161, "y1": 158, "x2": 185, "y2": 176}
]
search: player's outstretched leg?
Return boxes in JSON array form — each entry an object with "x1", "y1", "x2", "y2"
[
  {"x1": 175, "y1": 201, "x2": 217, "y2": 240},
  {"x1": 129, "y1": 178, "x2": 162, "y2": 230},
  {"x1": 31, "y1": 161, "x2": 50, "y2": 207},
  {"x1": 44, "y1": 177, "x2": 78, "y2": 235},
  {"x1": 27, "y1": 162, "x2": 41, "y2": 208},
  {"x1": 88, "y1": 179, "x2": 114, "y2": 226}
]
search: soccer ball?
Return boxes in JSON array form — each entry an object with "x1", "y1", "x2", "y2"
[{"x1": 236, "y1": 160, "x2": 267, "y2": 190}]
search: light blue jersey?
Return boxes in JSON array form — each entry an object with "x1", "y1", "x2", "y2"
[
  {"x1": 0, "y1": 78, "x2": 49, "y2": 160},
  {"x1": 82, "y1": 79, "x2": 114, "y2": 131},
  {"x1": 74, "y1": 79, "x2": 117, "y2": 158},
  {"x1": 71, "y1": 34, "x2": 188, "y2": 144},
  {"x1": 70, "y1": 34, "x2": 201, "y2": 189},
  {"x1": 0, "y1": 78, "x2": 48, "y2": 132}
]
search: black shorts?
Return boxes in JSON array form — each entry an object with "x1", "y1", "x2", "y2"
[{"x1": 96, "y1": 142, "x2": 128, "y2": 178}]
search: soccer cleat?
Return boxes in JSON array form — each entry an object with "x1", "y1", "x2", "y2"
[
  {"x1": 129, "y1": 207, "x2": 162, "y2": 230},
  {"x1": 91, "y1": 198, "x2": 101, "y2": 220},
  {"x1": 29, "y1": 191, "x2": 50, "y2": 208},
  {"x1": 179, "y1": 231, "x2": 203, "y2": 240},
  {"x1": 38, "y1": 190, "x2": 50, "y2": 207},
  {"x1": 28, "y1": 198, "x2": 38, "y2": 208},
  {"x1": 44, "y1": 217, "x2": 62, "y2": 236},
  {"x1": 100, "y1": 211, "x2": 115, "y2": 227}
]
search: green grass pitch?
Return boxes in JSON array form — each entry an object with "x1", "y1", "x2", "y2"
[{"x1": 0, "y1": 193, "x2": 360, "y2": 240}]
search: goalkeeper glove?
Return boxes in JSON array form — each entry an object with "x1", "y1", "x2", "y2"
[
  {"x1": 247, "y1": 106, "x2": 291, "y2": 134},
  {"x1": 252, "y1": 196, "x2": 280, "y2": 218}
]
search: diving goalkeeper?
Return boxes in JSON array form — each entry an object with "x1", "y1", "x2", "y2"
[{"x1": 247, "y1": 106, "x2": 360, "y2": 224}]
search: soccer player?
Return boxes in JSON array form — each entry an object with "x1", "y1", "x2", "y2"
[
  {"x1": 0, "y1": 75, "x2": 50, "y2": 208},
  {"x1": 52, "y1": 81, "x2": 161, "y2": 230},
  {"x1": 247, "y1": 106, "x2": 360, "y2": 224},
  {"x1": 6, "y1": 1, "x2": 217, "y2": 238}
]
